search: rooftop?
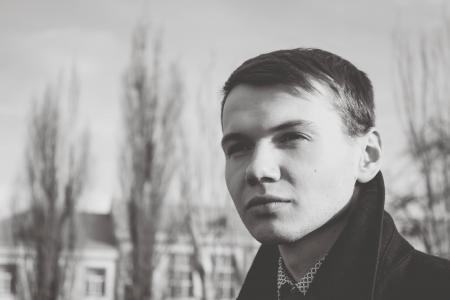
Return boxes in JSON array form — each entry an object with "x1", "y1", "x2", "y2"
[{"x1": 0, "y1": 212, "x2": 116, "y2": 249}]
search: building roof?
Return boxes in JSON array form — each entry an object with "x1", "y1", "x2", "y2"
[
  {"x1": 76, "y1": 213, "x2": 116, "y2": 249},
  {"x1": 0, "y1": 212, "x2": 116, "y2": 250}
]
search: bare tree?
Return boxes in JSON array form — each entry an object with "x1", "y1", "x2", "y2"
[
  {"x1": 118, "y1": 24, "x2": 181, "y2": 300},
  {"x1": 12, "y1": 71, "x2": 89, "y2": 300},
  {"x1": 175, "y1": 64, "x2": 250, "y2": 300},
  {"x1": 393, "y1": 17, "x2": 450, "y2": 258}
]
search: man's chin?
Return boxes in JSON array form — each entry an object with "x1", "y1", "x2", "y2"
[
  {"x1": 247, "y1": 225, "x2": 306, "y2": 245},
  {"x1": 253, "y1": 235, "x2": 287, "y2": 245}
]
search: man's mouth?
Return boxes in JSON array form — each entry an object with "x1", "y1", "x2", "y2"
[{"x1": 245, "y1": 196, "x2": 292, "y2": 210}]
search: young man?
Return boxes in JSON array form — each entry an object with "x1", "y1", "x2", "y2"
[{"x1": 220, "y1": 48, "x2": 450, "y2": 300}]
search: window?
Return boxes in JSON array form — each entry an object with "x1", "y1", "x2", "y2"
[
  {"x1": 85, "y1": 267, "x2": 106, "y2": 297},
  {"x1": 213, "y1": 254, "x2": 236, "y2": 299},
  {"x1": 168, "y1": 253, "x2": 194, "y2": 298},
  {"x1": 0, "y1": 264, "x2": 16, "y2": 295}
]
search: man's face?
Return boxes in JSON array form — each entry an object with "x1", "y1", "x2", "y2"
[{"x1": 221, "y1": 84, "x2": 363, "y2": 244}]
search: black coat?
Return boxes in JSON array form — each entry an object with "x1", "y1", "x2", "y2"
[{"x1": 236, "y1": 173, "x2": 450, "y2": 300}]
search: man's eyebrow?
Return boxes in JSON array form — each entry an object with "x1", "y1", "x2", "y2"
[
  {"x1": 268, "y1": 120, "x2": 313, "y2": 133},
  {"x1": 221, "y1": 120, "x2": 313, "y2": 148}
]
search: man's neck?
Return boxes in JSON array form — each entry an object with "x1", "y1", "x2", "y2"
[{"x1": 278, "y1": 195, "x2": 355, "y2": 281}]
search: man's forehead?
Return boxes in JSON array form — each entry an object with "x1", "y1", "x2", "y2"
[
  {"x1": 222, "y1": 83, "x2": 337, "y2": 132},
  {"x1": 223, "y1": 81, "x2": 335, "y2": 111}
]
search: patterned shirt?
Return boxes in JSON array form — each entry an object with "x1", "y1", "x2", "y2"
[{"x1": 277, "y1": 256, "x2": 326, "y2": 300}]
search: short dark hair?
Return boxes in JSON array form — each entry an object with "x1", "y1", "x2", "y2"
[{"x1": 221, "y1": 48, "x2": 375, "y2": 137}]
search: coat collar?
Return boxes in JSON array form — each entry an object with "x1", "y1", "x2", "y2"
[
  {"x1": 308, "y1": 172, "x2": 385, "y2": 300},
  {"x1": 237, "y1": 172, "x2": 405, "y2": 300}
]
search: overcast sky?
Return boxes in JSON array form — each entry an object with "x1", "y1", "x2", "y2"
[{"x1": 0, "y1": 0, "x2": 447, "y2": 216}]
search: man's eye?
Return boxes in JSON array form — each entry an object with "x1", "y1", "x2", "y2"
[
  {"x1": 278, "y1": 132, "x2": 308, "y2": 143},
  {"x1": 226, "y1": 143, "x2": 252, "y2": 157}
]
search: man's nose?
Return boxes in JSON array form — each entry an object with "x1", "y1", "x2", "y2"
[{"x1": 245, "y1": 143, "x2": 281, "y2": 186}]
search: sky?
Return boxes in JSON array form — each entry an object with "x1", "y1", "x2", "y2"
[{"x1": 0, "y1": 0, "x2": 447, "y2": 217}]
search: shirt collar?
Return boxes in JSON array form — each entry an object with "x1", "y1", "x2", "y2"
[{"x1": 277, "y1": 255, "x2": 326, "y2": 300}]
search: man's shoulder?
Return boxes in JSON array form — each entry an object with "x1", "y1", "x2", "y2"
[
  {"x1": 378, "y1": 248, "x2": 450, "y2": 300},
  {"x1": 408, "y1": 249, "x2": 450, "y2": 282},
  {"x1": 377, "y1": 212, "x2": 450, "y2": 299}
]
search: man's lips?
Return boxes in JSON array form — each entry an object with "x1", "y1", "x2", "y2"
[{"x1": 245, "y1": 196, "x2": 292, "y2": 210}]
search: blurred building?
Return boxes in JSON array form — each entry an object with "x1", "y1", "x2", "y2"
[
  {"x1": 0, "y1": 210, "x2": 257, "y2": 300},
  {"x1": 0, "y1": 213, "x2": 118, "y2": 300}
]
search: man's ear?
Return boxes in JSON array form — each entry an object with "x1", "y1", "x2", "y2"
[{"x1": 357, "y1": 128, "x2": 382, "y2": 183}]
